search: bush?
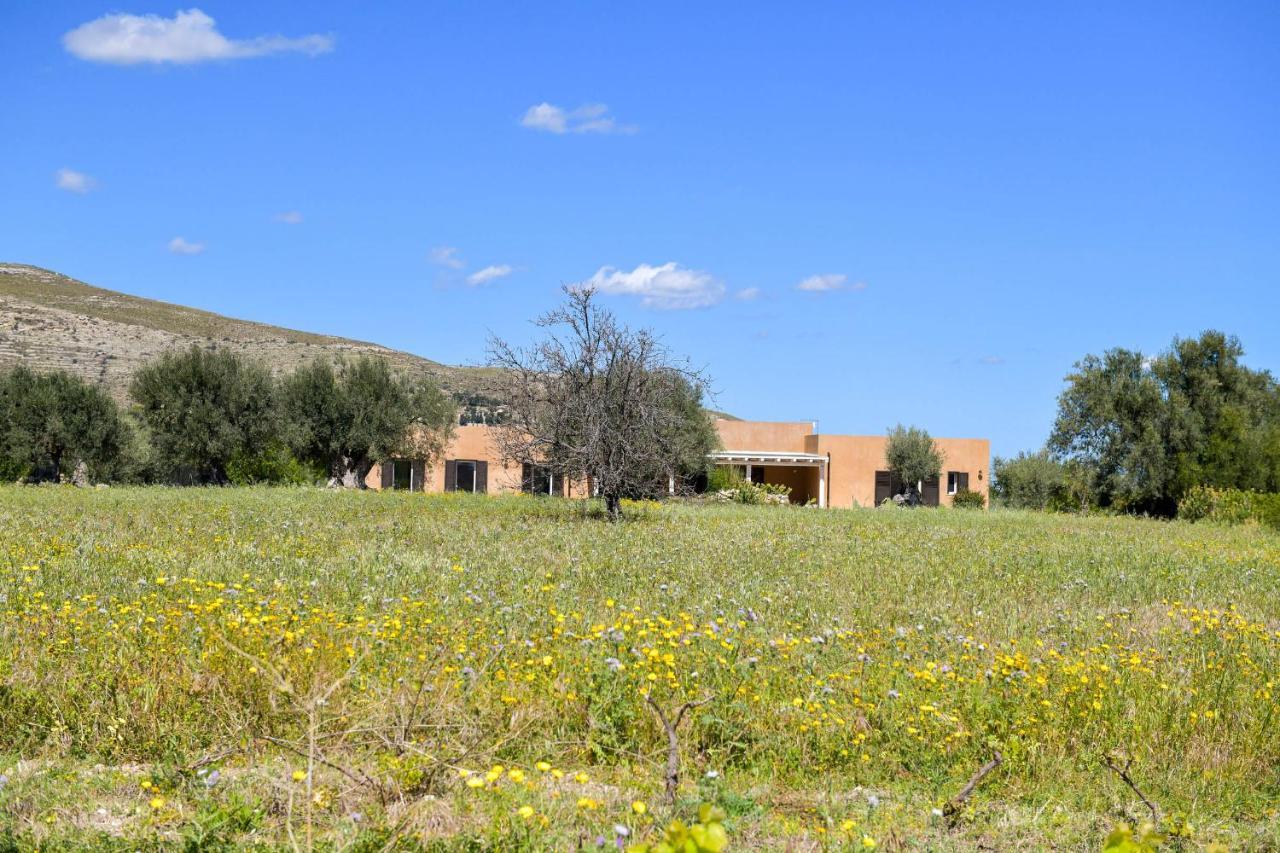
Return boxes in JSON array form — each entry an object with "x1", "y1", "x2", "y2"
[
  {"x1": 1177, "y1": 485, "x2": 1280, "y2": 530},
  {"x1": 992, "y1": 451, "x2": 1066, "y2": 510},
  {"x1": 713, "y1": 478, "x2": 791, "y2": 506},
  {"x1": 952, "y1": 488, "x2": 986, "y2": 509},
  {"x1": 226, "y1": 443, "x2": 323, "y2": 486}
]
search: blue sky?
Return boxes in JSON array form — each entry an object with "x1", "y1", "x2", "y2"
[{"x1": 2, "y1": 2, "x2": 1278, "y2": 458}]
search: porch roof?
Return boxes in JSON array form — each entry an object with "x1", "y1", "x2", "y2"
[{"x1": 709, "y1": 450, "x2": 827, "y2": 466}]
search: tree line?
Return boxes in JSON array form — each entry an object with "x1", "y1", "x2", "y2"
[
  {"x1": 994, "y1": 330, "x2": 1280, "y2": 515},
  {"x1": 0, "y1": 348, "x2": 455, "y2": 486},
  {"x1": 0, "y1": 289, "x2": 720, "y2": 515}
]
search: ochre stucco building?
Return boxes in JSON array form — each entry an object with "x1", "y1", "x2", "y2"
[{"x1": 368, "y1": 419, "x2": 990, "y2": 510}]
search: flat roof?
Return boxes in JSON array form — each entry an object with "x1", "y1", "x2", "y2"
[{"x1": 709, "y1": 450, "x2": 826, "y2": 464}]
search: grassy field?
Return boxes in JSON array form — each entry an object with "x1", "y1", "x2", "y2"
[{"x1": 1, "y1": 488, "x2": 1278, "y2": 850}]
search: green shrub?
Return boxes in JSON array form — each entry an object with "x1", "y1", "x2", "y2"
[
  {"x1": 0, "y1": 455, "x2": 30, "y2": 483},
  {"x1": 952, "y1": 488, "x2": 986, "y2": 509},
  {"x1": 226, "y1": 442, "x2": 322, "y2": 486},
  {"x1": 706, "y1": 465, "x2": 743, "y2": 492},
  {"x1": 1177, "y1": 485, "x2": 1280, "y2": 530}
]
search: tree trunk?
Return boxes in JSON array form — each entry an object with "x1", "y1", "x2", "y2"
[
  {"x1": 344, "y1": 458, "x2": 373, "y2": 489},
  {"x1": 604, "y1": 492, "x2": 622, "y2": 521}
]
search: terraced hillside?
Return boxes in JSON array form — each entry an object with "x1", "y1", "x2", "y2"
[{"x1": 0, "y1": 263, "x2": 509, "y2": 417}]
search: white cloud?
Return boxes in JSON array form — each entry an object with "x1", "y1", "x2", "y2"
[
  {"x1": 734, "y1": 287, "x2": 761, "y2": 301},
  {"x1": 585, "y1": 262, "x2": 724, "y2": 310},
  {"x1": 796, "y1": 273, "x2": 865, "y2": 293},
  {"x1": 467, "y1": 264, "x2": 513, "y2": 286},
  {"x1": 520, "y1": 102, "x2": 636, "y2": 135},
  {"x1": 63, "y1": 9, "x2": 334, "y2": 65},
  {"x1": 56, "y1": 168, "x2": 96, "y2": 194},
  {"x1": 274, "y1": 210, "x2": 303, "y2": 224},
  {"x1": 979, "y1": 355, "x2": 1005, "y2": 366},
  {"x1": 429, "y1": 246, "x2": 464, "y2": 269},
  {"x1": 168, "y1": 236, "x2": 205, "y2": 255}
]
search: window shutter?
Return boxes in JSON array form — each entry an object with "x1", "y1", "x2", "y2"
[
  {"x1": 521, "y1": 463, "x2": 532, "y2": 493},
  {"x1": 958, "y1": 472, "x2": 969, "y2": 492},
  {"x1": 381, "y1": 462, "x2": 393, "y2": 489},
  {"x1": 412, "y1": 460, "x2": 426, "y2": 492},
  {"x1": 922, "y1": 476, "x2": 941, "y2": 506},
  {"x1": 476, "y1": 461, "x2": 488, "y2": 494},
  {"x1": 444, "y1": 460, "x2": 457, "y2": 492},
  {"x1": 874, "y1": 470, "x2": 892, "y2": 505}
]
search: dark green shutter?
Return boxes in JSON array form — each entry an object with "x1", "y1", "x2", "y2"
[
  {"x1": 922, "y1": 477, "x2": 940, "y2": 507},
  {"x1": 874, "y1": 471, "x2": 892, "y2": 505},
  {"x1": 476, "y1": 461, "x2": 488, "y2": 493},
  {"x1": 381, "y1": 462, "x2": 393, "y2": 489},
  {"x1": 444, "y1": 460, "x2": 457, "y2": 492},
  {"x1": 958, "y1": 472, "x2": 969, "y2": 492}
]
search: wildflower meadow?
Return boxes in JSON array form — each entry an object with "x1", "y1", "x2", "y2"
[{"x1": 1, "y1": 487, "x2": 1277, "y2": 849}]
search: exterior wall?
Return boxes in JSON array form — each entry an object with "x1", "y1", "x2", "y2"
[
  {"x1": 811, "y1": 434, "x2": 990, "y2": 509},
  {"x1": 367, "y1": 419, "x2": 990, "y2": 510},
  {"x1": 365, "y1": 424, "x2": 523, "y2": 493},
  {"x1": 758, "y1": 464, "x2": 819, "y2": 505},
  {"x1": 714, "y1": 419, "x2": 814, "y2": 453}
]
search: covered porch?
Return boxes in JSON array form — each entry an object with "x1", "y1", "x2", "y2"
[{"x1": 707, "y1": 450, "x2": 828, "y2": 507}]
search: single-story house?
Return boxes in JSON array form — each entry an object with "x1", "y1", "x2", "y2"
[{"x1": 367, "y1": 419, "x2": 990, "y2": 509}]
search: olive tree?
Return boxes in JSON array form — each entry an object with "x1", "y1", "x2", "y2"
[
  {"x1": 280, "y1": 355, "x2": 455, "y2": 487},
  {"x1": 0, "y1": 366, "x2": 131, "y2": 483},
  {"x1": 885, "y1": 424, "x2": 944, "y2": 506},
  {"x1": 130, "y1": 346, "x2": 277, "y2": 484},
  {"x1": 489, "y1": 286, "x2": 717, "y2": 520}
]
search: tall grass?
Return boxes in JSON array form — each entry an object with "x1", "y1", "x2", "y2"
[{"x1": 1, "y1": 487, "x2": 1277, "y2": 849}]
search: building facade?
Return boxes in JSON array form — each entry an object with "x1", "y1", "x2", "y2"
[{"x1": 368, "y1": 420, "x2": 990, "y2": 509}]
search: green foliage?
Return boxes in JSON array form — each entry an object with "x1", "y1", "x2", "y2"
[
  {"x1": 991, "y1": 450, "x2": 1066, "y2": 510},
  {"x1": 885, "y1": 424, "x2": 944, "y2": 504},
  {"x1": 714, "y1": 478, "x2": 791, "y2": 506},
  {"x1": 1102, "y1": 822, "x2": 1165, "y2": 852},
  {"x1": 627, "y1": 804, "x2": 729, "y2": 853},
  {"x1": 280, "y1": 355, "x2": 454, "y2": 486},
  {"x1": 130, "y1": 346, "x2": 277, "y2": 484},
  {"x1": 705, "y1": 465, "x2": 742, "y2": 493},
  {"x1": 226, "y1": 441, "x2": 323, "y2": 486},
  {"x1": 0, "y1": 365, "x2": 132, "y2": 483},
  {"x1": 0, "y1": 489, "x2": 1277, "y2": 847},
  {"x1": 1177, "y1": 485, "x2": 1280, "y2": 530},
  {"x1": 1050, "y1": 331, "x2": 1280, "y2": 515},
  {"x1": 951, "y1": 487, "x2": 985, "y2": 509}
]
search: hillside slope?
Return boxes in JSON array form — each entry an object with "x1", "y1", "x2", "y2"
[{"x1": 0, "y1": 263, "x2": 508, "y2": 416}]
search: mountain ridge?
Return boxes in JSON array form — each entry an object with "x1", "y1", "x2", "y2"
[{"x1": 0, "y1": 263, "x2": 510, "y2": 417}]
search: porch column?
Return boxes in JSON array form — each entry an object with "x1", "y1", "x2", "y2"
[
  {"x1": 745, "y1": 463, "x2": 753, "y2": 481},
  {"x1": 818, "y1": 460, "x2": 826, "y2": 508},
  {"x1": 668, "y1": 473, "x2": 675, "y2": 495}
]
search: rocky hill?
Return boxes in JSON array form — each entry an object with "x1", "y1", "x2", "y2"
[{"x1": 0, "y1": 263, "x2": 510, "y2": 420}]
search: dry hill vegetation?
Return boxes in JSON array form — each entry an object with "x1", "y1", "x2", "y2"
[
  {"x1": 1, "y1": 488, "x2": 1278, "y2": 849},
  {"x1": 0, "y1": 263, "x2": 510, "y2": 420}
]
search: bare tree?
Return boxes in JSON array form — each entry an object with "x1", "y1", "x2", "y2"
[{"x1": 488, "y1": 287, "x2": 717, "y2": 520}]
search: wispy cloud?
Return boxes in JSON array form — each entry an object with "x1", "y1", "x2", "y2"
[
  {"x1": 63, "y1": 9, "x2": 334, "y2": 65},
  {"x1": 734, "y1": 287, "x2": 761, "y2": 301},
  {"x1": 467, "y1": 264, "x2": 513, "y2": 286},
  {"x1": 979, "y1": 355, "x2": 1005, "y2": 366},
  {"x1": 520, "y1": 102, "x2": 636, "y2": 135},
  {"x1": 56, "y1": 167, "x2": 96, "y2": 194},
  {"x1": 429, "y1": 246, "x2": 464, "y2": 269},
  {"x1": 796, "y1": 273, "x2": 865, "y2": 293},
  {"x1": 274, "y1": 210, "x2": 303, "y2": 224},
  {"x1": 168, "y1": 236, "x2": 205, "y2": 255},
  {"x1": 585, "y1": 262, "x2": 724, "y2": 310}
]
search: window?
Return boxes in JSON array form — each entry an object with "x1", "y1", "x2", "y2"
[
  {"x1": 455, "y1": 460, "x2": 477, "y2": 492},
  {"x1": 522, "y1": 463, "x2": 557, "y2": 495},
  {"x1": 392, "y1": 460, "x2": 412, "y2": 490},
  {"x1": 947, "y1": 471, "x2": 969, "y2": 495}
]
